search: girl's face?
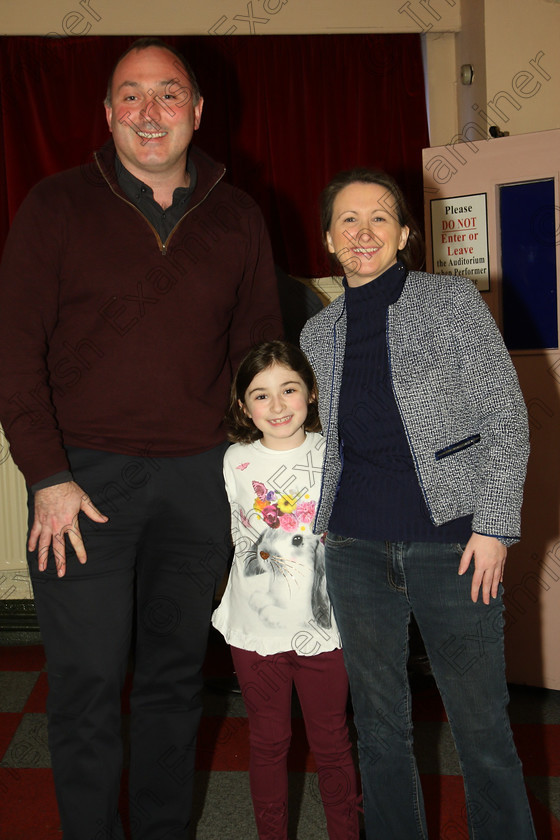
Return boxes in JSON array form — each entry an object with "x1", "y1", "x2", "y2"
[
  {"x1": 241, "y1": 363, "x2": 313, "y2": 450},
  {"x1": 326, "y1": 181, "x2": 409, "y2": 287}
]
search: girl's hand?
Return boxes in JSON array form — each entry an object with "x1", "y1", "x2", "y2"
[{"x1": 458, "y1": 533, "x2": 507, "y2": 605}]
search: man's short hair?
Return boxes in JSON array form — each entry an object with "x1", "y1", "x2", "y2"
[{"x1": 104, "y1": 37, "x2": 201, "y2": 107}]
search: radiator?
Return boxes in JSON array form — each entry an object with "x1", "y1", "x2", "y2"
[{"x1": 0, "y1": 437, "x2": 31, "y2": 600}]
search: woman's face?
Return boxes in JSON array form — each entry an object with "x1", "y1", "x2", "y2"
[{"x1": 326, "y1": 182, "x2": 409, "y2": 287}]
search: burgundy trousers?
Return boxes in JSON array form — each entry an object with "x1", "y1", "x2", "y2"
[{"x1": 231, "y1": 646, "x2": 360, "y2": 840}]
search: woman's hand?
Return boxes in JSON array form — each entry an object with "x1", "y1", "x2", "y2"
[{"x1": 458, "y1": 533, "x2": 507, "y2": 605}]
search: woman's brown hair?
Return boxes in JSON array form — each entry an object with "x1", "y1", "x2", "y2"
[{"x1": 320, "y1": 167, "x2": 425, "y2": 273}]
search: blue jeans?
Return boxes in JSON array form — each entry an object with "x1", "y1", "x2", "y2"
[{"x1": 325, "y1": 535, "x2": 537, "y2": 840}]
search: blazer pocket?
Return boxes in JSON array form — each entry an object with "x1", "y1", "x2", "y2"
[{"x1": 435, "y1": 433, "x2": 481, "y2": 461}]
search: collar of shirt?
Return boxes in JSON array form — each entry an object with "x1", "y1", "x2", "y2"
[
  {"x1": 115, "y1": 155, "x2": 197, "y2": 205},
  {"x1": 114, "y1": 155, "x2": 198, "y2": 243}
]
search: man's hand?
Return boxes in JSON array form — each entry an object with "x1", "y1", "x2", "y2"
[
  {"x1": 458, "y1": 533, "x2": 507, "y2": 605},
  {"x1": 28, "y1": 481, "x2": 108, "y2": 578}
]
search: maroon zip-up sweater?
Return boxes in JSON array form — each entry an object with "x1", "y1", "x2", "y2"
[{"x1": 0, "y1": 139, "x2": 282, "y2": 486}]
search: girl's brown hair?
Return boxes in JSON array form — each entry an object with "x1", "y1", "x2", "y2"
[
  {"x1": 320, "y1": 167, "x2": 425, "y2": 274},
  {"x1": 227, "y1": 341, "x2": 321, "y2": 444}
]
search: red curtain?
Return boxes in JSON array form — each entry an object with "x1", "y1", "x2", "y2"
[{"x1": 0, "y1": 34, "x2": 429, "y2": 277}]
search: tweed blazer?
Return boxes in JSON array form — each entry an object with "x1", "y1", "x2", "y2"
[{"x1": 300, "y1": 270, "x2": 530, "y2": 546}]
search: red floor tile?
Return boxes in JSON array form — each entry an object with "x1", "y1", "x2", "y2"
[
  {"x1": 0, "y1": 645, "x2": 46, "y2": 671},
  {"x1": 0, "y1": 767, "x2": 61, "y2": 838},
  {"x1": 421, "y1": 774, "x2": 560, "y2": 840},
  {"x1": 412, "y1": 685, "x2": 448, "y2": 721},
  {"x1": 0, "y1": 712, "x2": 23, "y2": 759},
  {"x1": 23, "y1": 671, "x2": 49, "y2": 713},
  {"x1": 422, "y1": 774, "x2": 468, "y2": 838},
  {"x1": 513, "y1": 723, "x2": 560, "y2": 775},
  {"x1": 528, "y1": 789, "x2": 560, "y2": 840}
]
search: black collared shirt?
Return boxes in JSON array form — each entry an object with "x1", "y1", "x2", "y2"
[{"x1": 115, "y1": 155, "x2": 198, "y2": 242}]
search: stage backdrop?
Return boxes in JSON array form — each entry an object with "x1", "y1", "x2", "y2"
[{"x1": 0, "y1": 34, "x2": 429, "y2": 278}]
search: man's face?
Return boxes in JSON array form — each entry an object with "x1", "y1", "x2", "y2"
[{"x1": 105, "y1": 46, "x2": 203, "y2": 182}]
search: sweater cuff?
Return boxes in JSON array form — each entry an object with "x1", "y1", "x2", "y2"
[
  {"x1": 473, "y1": 530, "x2": 519, "y2": 548},
  {"x1": 31, "y1": 471, "x2": 73, "y2": 493}
]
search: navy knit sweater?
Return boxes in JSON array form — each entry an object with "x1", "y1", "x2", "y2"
[{"x1": 329, "y1": 261, "x2": 472, "y2": 543}]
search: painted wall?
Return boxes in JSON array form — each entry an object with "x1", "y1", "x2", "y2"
[
  {"x1": 483, "y1": 0, "x2": 559, "y2": 135},
  {"x1": 425, "y1": 0, "x2": 559, "y2": 146},
  {"x1": 0, "y1": 0, "x2": 459, "y2": 36}
]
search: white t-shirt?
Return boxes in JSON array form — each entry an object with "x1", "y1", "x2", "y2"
[{"x1": 212, "y1": 432, "x2": 341, "y2": 656}]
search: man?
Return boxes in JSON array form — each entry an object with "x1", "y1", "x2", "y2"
[{"x1": 0, "y1": 38, "x2": 281, "y2": 839}]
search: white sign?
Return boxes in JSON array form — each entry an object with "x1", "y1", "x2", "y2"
[{"x1": 430, "y1": 193, "x2": 490, "y2": 291}]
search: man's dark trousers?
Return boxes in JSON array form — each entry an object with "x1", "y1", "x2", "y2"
[{"x1": 28, "y1": 443, "x2": 231, "y2": 840}]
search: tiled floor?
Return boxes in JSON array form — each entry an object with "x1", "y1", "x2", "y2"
[{"x1": 1, "y1": 637, "x2": 560, "y2": 839}]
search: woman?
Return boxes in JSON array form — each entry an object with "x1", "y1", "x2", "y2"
[{"x1": 300, "y1": 168, "x2": 536, "y2": 839}]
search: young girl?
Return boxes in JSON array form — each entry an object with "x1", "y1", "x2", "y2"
[{"x1": 212, "y1": 340, "x2": 360, "y2": 840}]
